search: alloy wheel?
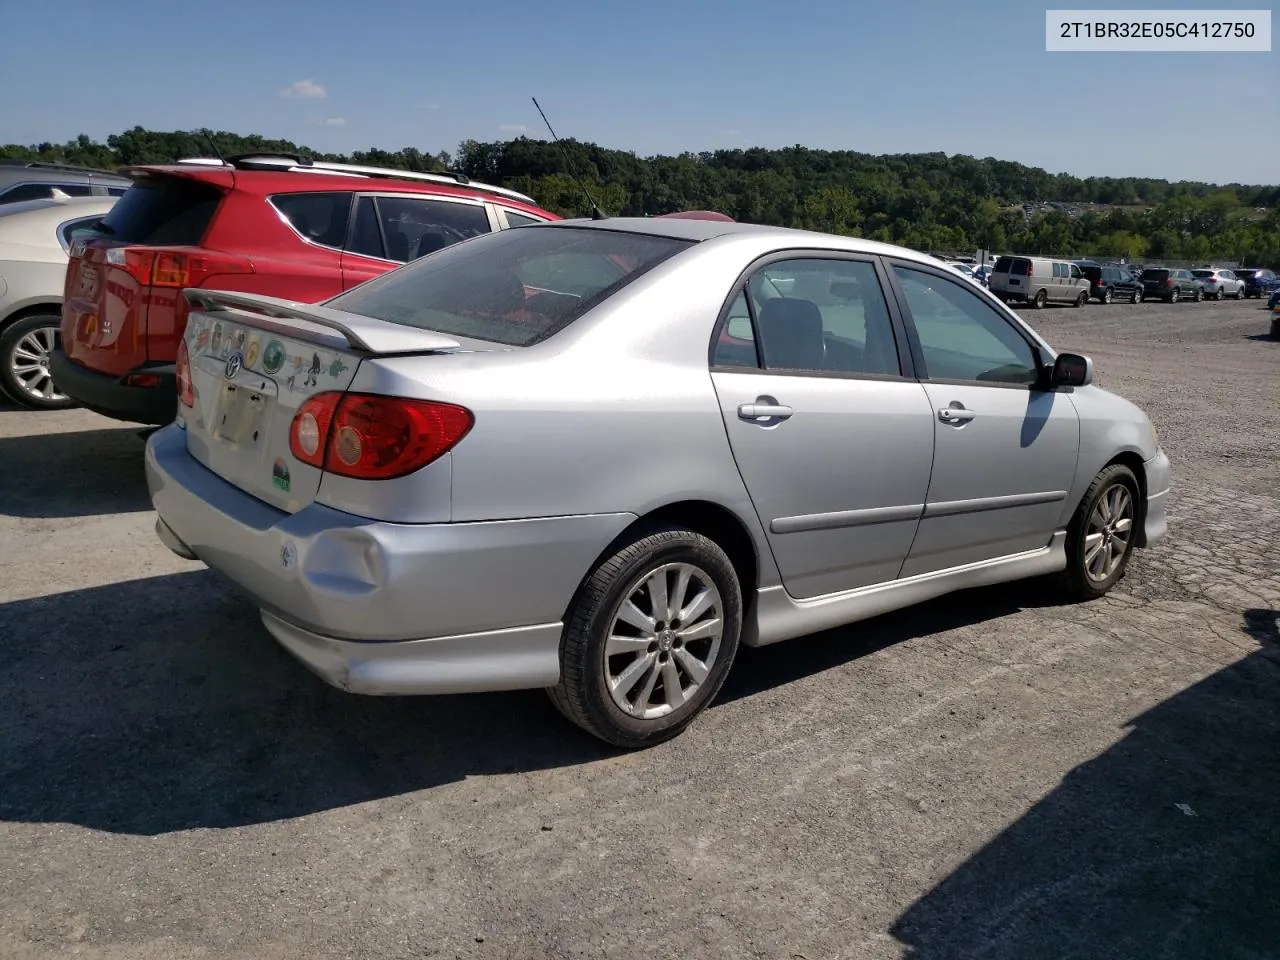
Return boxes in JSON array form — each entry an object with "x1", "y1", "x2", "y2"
[
  {"x1": 7, "y1": 325, "x2": 68, "y2": 404},
  {"x1": 1084, "y1": 484, "x2": 1134, "y2": 583}
]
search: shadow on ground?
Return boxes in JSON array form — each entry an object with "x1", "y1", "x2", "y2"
[
  {"x1": 0, "y1": 570, "x2": 1065, "y2": 836},
  {"x1": 889, "y1": 608, "x2": 1280, "y2": 960},
  {"x1": 0, "y1": 425, "x2": 153, "y2": 518}
]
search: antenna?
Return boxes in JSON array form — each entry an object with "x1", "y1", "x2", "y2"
[
  {"x1": 531, "y1": 97, "x2": 608, "y2": 220},
  {"x1": 200, "y1": 128, "x2": 227, "y2": 165}
]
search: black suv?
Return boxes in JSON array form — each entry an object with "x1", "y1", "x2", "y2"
[
  {"x1": 1076, "y1": 262, "x2": 1144, "y2": 304},
  {"x1": 0, "y1": 161, "x2": 131, "y2": 207},
  {"x1": 1139, "y1": 267, "x2": 1203, "y2": 303},
  {"x1": 1232, "y1": 267, "x2": 1278, "y2": 299}
]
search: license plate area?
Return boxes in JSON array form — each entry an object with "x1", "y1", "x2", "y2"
[
  {"x1": 213, "y1": 383, "x2": 268, "y2": 449},
  {"x1": 1009, "y1": 278, "x2": 1021, "y2": 285}
]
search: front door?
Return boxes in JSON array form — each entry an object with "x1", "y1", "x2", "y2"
[
  {"x1": 709, "y1": 255, "x2": 936, "y2": 599},
  {"x1": 887, "y1": 261, "x2": 1082, "y2": 576}
]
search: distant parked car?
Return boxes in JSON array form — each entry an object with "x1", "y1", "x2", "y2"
[
  {"x1": 1234, "y1": 267, "x2": 1278, "y2": 299},
  {"x1": 1139, "y1": 267, "x2": 1203, "y2": 303},
  {"x1": 144, "y1": 217, "x2": 1171, "y2": 747},
  {"x1": 0, "y1": 160, "x2": 130, "y2": 207},
  {"x1": 989, "y1": 255, "x2": 1090, "y2": 307},
  {"x1": 0, "y1": 195, "x2": 117, "y2": 409},
  {"x1": 1191, "y1": 268, "x2": 1245, "y2": 300},
  {"x1": 53, "y1": 154, "x2": 562, "y2": 425},
  {"x1": 1077, "y1": 263, "x2": 1144, "y2": 304}
]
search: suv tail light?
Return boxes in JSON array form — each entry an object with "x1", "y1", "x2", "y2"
[
  {"x1": 176, "y1": 338, "x2": 194, "y2": 407},
  {"x1": 105, "y1": 247, "x2": 253, "y2": 288},
  {"x1": 1166, "y1": 278, "x2": 1174, "y2": 286},
  {"x1": 289, "y1": 392, "x2": 473, "y2": 480}
]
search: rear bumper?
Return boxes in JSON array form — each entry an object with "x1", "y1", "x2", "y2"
[
  {"x1": 1141, "y1": 449, "x2": 1172, "y2": 548},
  {"x1": 145, "y1": 424, "x2": 637, "y2": 694},
  {"x1": 50, "y1": 349, "x2": 177, "y2": 425}
]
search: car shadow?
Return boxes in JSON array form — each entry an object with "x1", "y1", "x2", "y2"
[
  {"x1": 889, "y1": 608, "x2": 1280, "y2": 959},
  {"x1": 0, "y1": 570, "x2": 1070, "y2": 837},
  {"x1": 1244, "y1": 333, "x2": 1277, "y2": 342},
  {"x1": 0, "y1": 570, "x2": 617, "y2": 835},
  {"x1": 0, "y1": 426, "x2": 154, "y2": 518}
]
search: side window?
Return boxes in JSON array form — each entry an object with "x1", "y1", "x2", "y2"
[
  {"x1": 374, "y1": 196, "x2": 492, "y2": 262},
  {"x1": 503, "y1": 210, "x2": 544, "y2": 228},
  {"x1": 711, "y1": 291, "x2": 758, "y2": 369},
  {"x1": 270, "y1": 192, "x2": 352, "y2": 249},
  {"x1": 894, "y1": 265, "x2": 1041, "y2": 386},
  {"x1": 1052, "y1": 263, "x2": 1065, "y2": 279},
  {"x1": 1, "y1": 183, "x2": 57, "y2": 203},
  {"x1": 730, "y1": 258, "x2": 900, "y2": 376},
  {"x1": 1069, "y1": 264, "x2": 1082, "y2": 279},
  {"x1": 348, "y1": 196, "x2": 385, "y2": 259},
  {"x1": 106, "y1": 187, "x2": 129, "y2": 197},
  {"x1": 56, "y1": 215, "x2": 104, "y2": 251}
]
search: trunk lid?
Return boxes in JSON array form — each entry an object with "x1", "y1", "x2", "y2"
[
  {"x1": 61, "y1": 171, "x2": 229, "y2": 376},
  {"x1": 178, "y1": 290, "x2": 464, "y2": 512}
]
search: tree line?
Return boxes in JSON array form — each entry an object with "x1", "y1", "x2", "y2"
[{"x1": 5, "y1": 126, "x2": 1278, "y2": 266}]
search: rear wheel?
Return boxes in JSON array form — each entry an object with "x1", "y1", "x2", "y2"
[
  {"x1": 1058, "y1": 464, "x2": 1141, "y2": 602},
  {"x1": 1168, "y1": 289, "x2": 1179, "y2": 303},
  {"x1": 1033, "y1": 289, "x2": 1048, "y2": 309},
  {"x1": 1101, "y1": 287, "x2": 1113, "y2": 304},
  {"x1": 1234, "y1": 285, "x2": 1245, "y2": 300},
  {"x1": 548, "y1": 525, "x2": 743, "y2": 748},
  {"x1": 0, "y1": 314, "x2": 75, "y2": 411}
]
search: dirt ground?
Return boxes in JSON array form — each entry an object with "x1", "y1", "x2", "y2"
[{"x1": 1, "y1": 297, "x2": 1277, "y2": 960}]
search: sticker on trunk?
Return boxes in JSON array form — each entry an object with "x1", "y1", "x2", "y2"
[
  {"x1": 244, "y1": 337, "x2": 260, "y2": 369},
  {"x1": 262, "y1": 340, "x2": 286, "y2": 374},
  {"x1": 210, "y1": 323, "x2": 223, "y2": 356},
  {"x1": 272, "y1": 458, "x2": 291, "y2": 492}
]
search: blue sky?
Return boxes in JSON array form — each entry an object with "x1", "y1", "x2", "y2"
[{"x1": 1, "y1": 0, "x2": 1276, "y2": 184}]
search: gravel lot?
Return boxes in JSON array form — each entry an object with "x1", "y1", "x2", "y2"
[{"x1": 1, "y1": 298, "x2": 1277, "y2": 960}]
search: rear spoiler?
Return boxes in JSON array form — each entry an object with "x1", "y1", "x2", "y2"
[{"x1": 183, "y1": 289, "x2": 462, "y2": 355}]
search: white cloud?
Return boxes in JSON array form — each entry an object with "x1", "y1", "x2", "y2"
[
  {"x1": 279, "y1": 78, "x2": 327, "y2": 99},
  {"x1": 499, "y1": 123, "x2": 529, "y2": 133},
  {"x1": 312, "y1": 116, "x2": 346, "y2": 127}
]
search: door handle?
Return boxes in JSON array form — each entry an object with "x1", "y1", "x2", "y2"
[
  {"x1": 937, "y1": 406, "x2": 976, "y2": 424},
  {"x1": 738, "y1": 402, "x2": 793, "y2": 421}
]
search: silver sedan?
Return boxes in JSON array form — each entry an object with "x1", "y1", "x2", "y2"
[{"x1": 146, "y1": 217, "x2": 1171, "y2": 748}]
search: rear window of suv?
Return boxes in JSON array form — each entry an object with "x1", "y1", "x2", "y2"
[
  {"x1": 327, "y1": 226, "x2": 693, "y2": 347},
  {"x1": 95, "y1": 175, "x2": 222, "y2": 245},
  {"x1": 1141, "y1": 269, "x2": 1169, "y2": 280}
]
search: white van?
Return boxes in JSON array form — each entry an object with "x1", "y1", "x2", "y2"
[{"x1": 989, "y1": 255, "x2": 1091, "y2": 308}]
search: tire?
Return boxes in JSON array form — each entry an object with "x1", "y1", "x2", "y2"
[
  {"x1": 1101, "y1": 287, "x2": 1113, "y2": 304},
  {"x1": 1234, "y1": 285, "x2": 1244, "y2": 300},
  {"x1": 1193, "y1": 287, "x2": 1203, "y2": 302},
  {"x1": 1058, "y1": 463, "x2": 1141, "y2": 602},
  {"x1": 1167, "y1": 289, "x2": 1178, "y2": 303},
  {"x1": 1132, "y1": 288, "x2": 1144, "y2": 304},
  {"x1": 0, "y1": 313, "x2": 76, "y2": 411},
  {"x1": 1073, "y1": 291, "x2": 1087, "y2": 308},
  {"x1": 1033, "y1": 289, "x2": 1048, "y2": 309},
  {"x1": 1270, "y1": 317, "x2": 1280, "y2": 340},
  {"x1": 548, "y1": 524, "x2": 743, "y2": 749}
]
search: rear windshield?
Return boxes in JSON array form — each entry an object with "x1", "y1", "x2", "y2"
[
  {"x1": 993, "y1": 256, "x2": 1012, "y2": 273},
  {"x1": 1081, "y1": 266, "x2": 1102, "y2": 280},
  {"x1": 1140, "y1": 269, "x2": 1169, "y2": 280},
  {"x1": 1191, "y1": 270, "x2": 1214, "y2": 278},
  {"x1": 327, "y1": 226, "x2": 694, "y2": 347},
  {"x1": 1008, "y1": 258, "x2": 1030, "y2": 276},
  {"x1": 95, "y1": 175, "x2": 222, "y2": 245}
]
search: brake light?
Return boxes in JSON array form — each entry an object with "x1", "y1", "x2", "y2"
[
  {"x1": 176, "y1": 338, "x2": 194, "y2": 407},
  {"x1": 105, "y1": 247, "x2": 253, "y2": 288},
  {"x1": 124, "y1": 373, "x2": 163, "y2": 389},
  {"x1": 1025, "y1": 264, "x2": 1033, "y2": 276},
  {"x1": 1166, "y1": 278, "x2": 1174, "y2": 286},
  {"x1": 289, "y1": 392, "x2": 473, "y2": 480},
  {"x1": 106, "y1": 247, "x2": 156, "y2": 285}
]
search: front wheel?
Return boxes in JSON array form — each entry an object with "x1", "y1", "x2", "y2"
[
  {"x1": 0, "y1": 314, "x2": 76, "y2": 411},
  {"x1": 1193, "y1": 287, "x2": 1203, "y2": 302},
  {"x1": 1058, "y1": 464, "x2": 1141, "y2": 602},
  {"x1": 548, "y1": 525, "x2": 743, "y2": 748},
  {"x1": 1132, "y1": 288, "x2": 1144, "y2": 303},
  {"x1": 1101, "y1": 287, "x2": 1113, "y2": 304},
  {"x1": 1234, "y1": 286, "x2": 1245, "y2": 300},
  {"x1": 1073, "y1": 291, "x2": 1087, "y2": 308},
  {"x1": 1168, "y1": 289, "x2": 1179, "y2": 303}
]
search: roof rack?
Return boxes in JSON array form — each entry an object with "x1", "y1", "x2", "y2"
[
  {"x1": 0, "y1": 159, "x2": 127, "y2": 177},
  {"x1": 175, "y1": 153, "x2": 537, "y2": 206}
]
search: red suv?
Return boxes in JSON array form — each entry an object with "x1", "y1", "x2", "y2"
[{"x1": 53, "y1": 155, "x2": 560, "y2": 424}]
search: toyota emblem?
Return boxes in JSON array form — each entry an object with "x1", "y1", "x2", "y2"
[{"x1": 224, "y1": 352, "x2": 244, "y2": 380}]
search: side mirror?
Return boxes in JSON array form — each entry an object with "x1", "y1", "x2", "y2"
[{"x1": 1051, "y1": 352, "x2": 1093, "y2": 388}]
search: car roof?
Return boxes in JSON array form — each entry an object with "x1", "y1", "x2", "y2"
[
  {"x1": 0, "y1": 196, "x2": 117, "y2": 244},
  {"x1": 0, "y1": 162, "x2": 130, "y2": 186},
  {"x1": 545, "y1": 216, "x2": 945, "y2": 264},
  {"x1": 127, "y1": 163, "x2": 555, "y2": 217}
]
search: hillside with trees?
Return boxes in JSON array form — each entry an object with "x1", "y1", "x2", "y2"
[{"x1": 4, "y1": 126, "x2": 1277, "y2": 266}]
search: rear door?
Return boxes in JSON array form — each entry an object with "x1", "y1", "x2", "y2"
[
  {"x1": 709, "y1": 254, "x2": 936, "y2": 599},
  {"x1": 339, "y1": 193, "x2": 494, "y2": 290},
  {"x1": 886, "y1": 260, "x2": 1081, "y2": 575},
  {"x1": 62, "y1": 173, "x2": 225, "y2": 376}
]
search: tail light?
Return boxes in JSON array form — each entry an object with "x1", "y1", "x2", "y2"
[
  {"x1": 1166, "y1": 278, "x2": 1174, "y2": 286},
  {"x1": 1025, "y1": 264, "x2": 1034, "y2": 276},
  {"x1": 176, "y1": 338, "x2": 194, "y2": 407},
  {"x1": 106, "y1": 247, "x2": 253, "y2": 288},
  {"x1": 289, "y1": 392, "x2": 473, "y2": 481}
]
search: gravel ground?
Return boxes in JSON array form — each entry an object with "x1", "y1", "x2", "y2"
[{"x1": 1, "y1": 297, "x2": 1277, "y2": 960}]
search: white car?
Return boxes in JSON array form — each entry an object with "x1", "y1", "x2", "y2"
[
  {"x1": 1191, "y1": 268, "x2": 1246, "y2": 300},
  {"x1": 0, "y1": 195, "x2": 116, "y2": 408}
]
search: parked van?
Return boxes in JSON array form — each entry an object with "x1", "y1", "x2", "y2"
[{"x1": 989, "y1": 256, "x2": 1091, "y2": 308}]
